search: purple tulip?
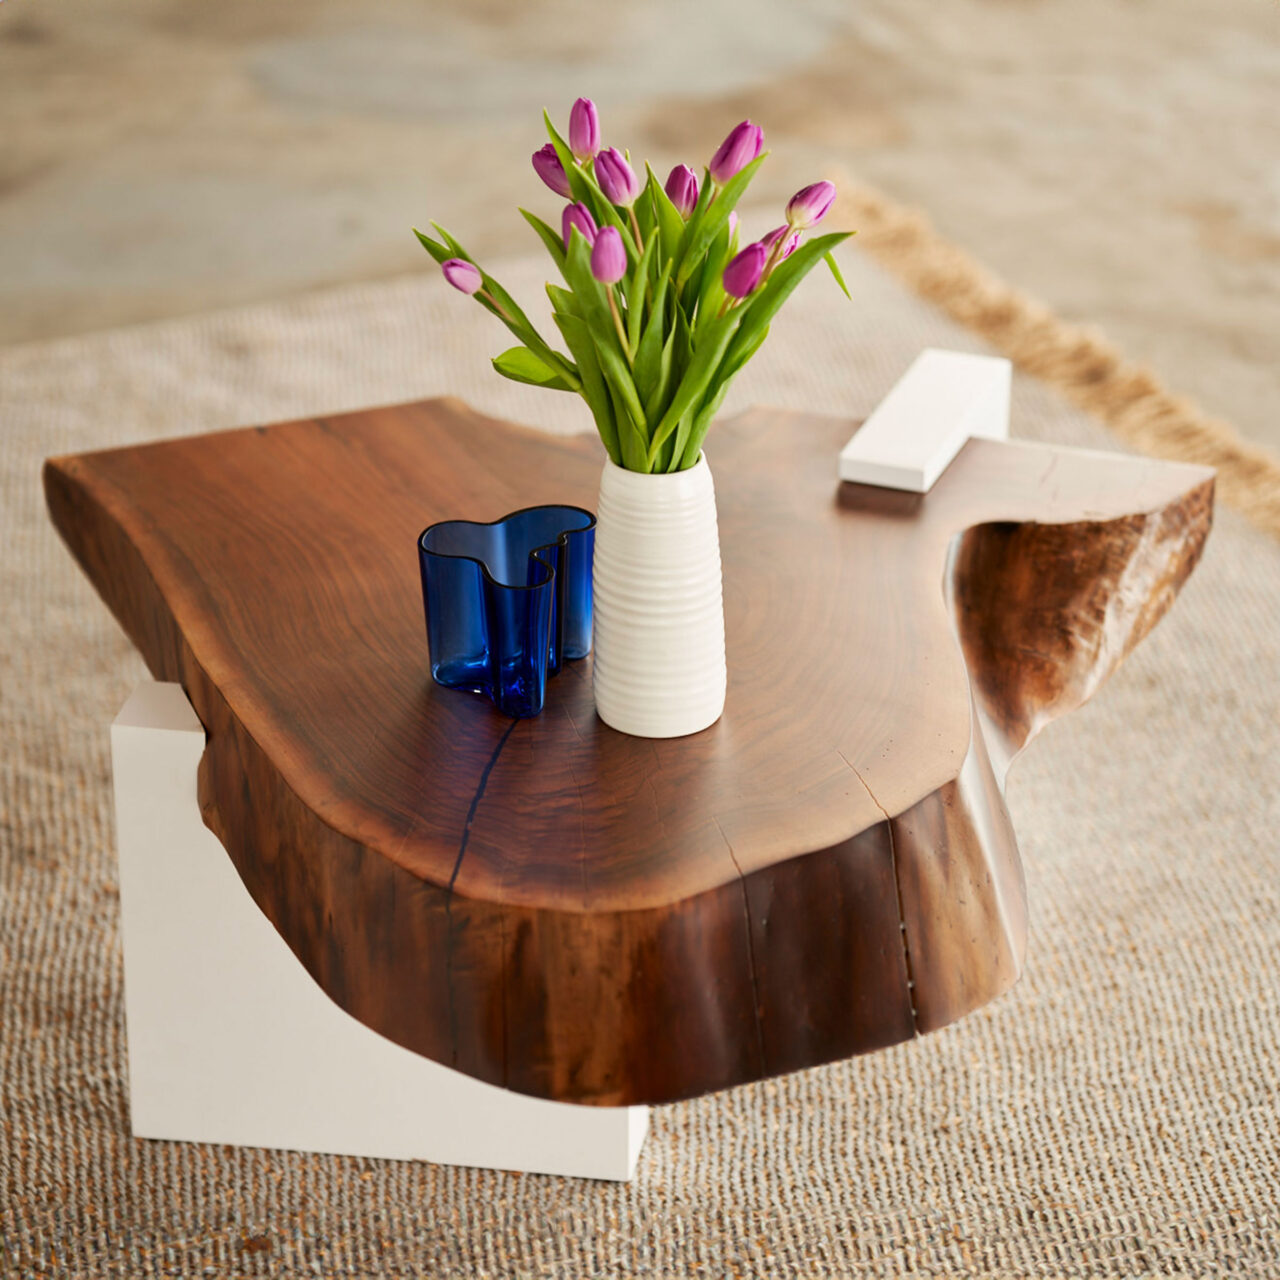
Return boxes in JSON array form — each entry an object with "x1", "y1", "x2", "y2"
[
  {"x1": 590, "y1": 226, "x2": 628, "y2": 284},
  {"x1": 722, "y1": 242, "x2": 768, "y2": 299},
  {"x1": 785, "y1": 180, "x2": 836, "y2": 229},
  {"x1": 709, "y1": 120, "x2": 764, "y2": 185},
  {"x1": 760, "y1": 224, "x2": 800, "y2": 259},
  {"x1": 594, "y1": 147, "x2": 642, "y2": 207},
  {"x1": 561, "y1": 201, "x2": 598, "y2": 249},
  {"x1": 441, "y1": 258, "x2": 483, "y2": 295},
  {"x1": 532, "y1": 143, "x2": 571, "y2": 198},
  {"x1": 665, "y1": 164, "x2": 699, "y2": 219},
  {"x1": 568, "y1": 97, "x2": 600, "y2": 162}
]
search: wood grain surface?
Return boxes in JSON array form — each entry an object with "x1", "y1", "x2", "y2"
[{"x1": 44, "y1": 399, "x2": 1214, "y2": 1104}]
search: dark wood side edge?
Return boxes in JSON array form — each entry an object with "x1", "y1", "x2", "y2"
[{"x1": 43, "y1": 454, "x2": 1213, "y2": 1105}]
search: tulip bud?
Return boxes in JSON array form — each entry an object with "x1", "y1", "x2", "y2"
[
  {"x1": 590, "y1": 226, "x2": 628, "y2": 284},
  {"x1": 785, "y1": 180, "x2": 836, "y2": 229},
  {"x1": 664, "y1": 164, "x2": 699, "y2": 219},
  {"x1": 441, "y1": 258, "x2": 483, "y2": 295},
  {"x1": 709, "y1": 120, "x2": 764, "y2": 185},
  {"x1": 561, "y1": 201, "x2": 598, "y2": 249},
  {"x1": 727, "y1": 212, "x2": 739, "y2": 239},
  {"x1": 722, "y1": 242, "x2": 768, "y2": 299},
  {"x1": 568, "y1": 97, "x2": 601, "y2": 162},
  {"x1": 532, "y1": 143, "x2": 572, "y2": 198},
  {"x1": 759, "y1": 224, "x2": 800, "y2": 259},
  {"x1": 594, "y1": 147, "x2": 642, "y2": 207}
]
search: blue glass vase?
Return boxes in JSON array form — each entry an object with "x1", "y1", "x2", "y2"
[{"x1": 418, "y1": 505, "x2": 595, "y2": 718}]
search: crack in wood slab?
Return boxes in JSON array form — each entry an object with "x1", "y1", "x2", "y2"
[
  {"x1": 714, "y1": 816, "x2": 768, "y2": 1078},
  {"x1": 445, "y1": 718, "x2": 518, "y2": 1068},
  {"x1": 839, "y1": 751, "x2": 920, "y2": 1034}
]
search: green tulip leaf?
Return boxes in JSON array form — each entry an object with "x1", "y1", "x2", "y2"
[
  {"x1": 412, "y1": 227, "x2": 451, "y2": 264},
  {"x1": 693, "y1": 218, "x2": 736, "y2": 333},
  {"x1": 428, "y1": 221, "x2": 468, "y2": 257},
  {"x1": 672, "y1": 295, "x2": 693, "y2": 383},
  {"x1": 645, "y1": 163, "x2": 688, "y2": 263},
  {"x1": 675, "y1": 165, "x2": 715, "y2": 263},
  {"x1": 679, "y1": 380, "x2": 733, "y2": 471},
  {"x1": 635, "y1": 184, "x2": 655, "y2": 243},
  {"x1": 721, "y1": 231, "x2": 852, "y2": 378},
  {"x1": 546, "y1": 283, "x2": 577, "y2": 316},
  {"x1": 519, "y1": 208, "x2": 567, "y2": 274},
  {"x1": 643, "y1": 325, "x2": 677, "y2": 429},
  {"x1": 603, "y1": 376, "x2": 651, "y2": 472},
  {"x1": 492, "y1": 346, "x2": 575, "y2": 391},
  {"x1": 825, "y1": 249, "x2": 852, "y2": 300},
  {"x1": 626, "y1": 231, "x2": 657, "y2": 352},
  {"x1": 594, "y1": 336, "x2": 648, "y2": 464},
  {"x1": 632, "y1": 259, "x2": 672, "y2": 406},
  {"x1": 646, "y1": 309, "x2": 741, "y2": 468},
  {"x1": 713, "y1": 321, "x2": 769, "y2": 395},
  {"x1": 553, "y1": 312, "x2": 622, "y2": 465}
]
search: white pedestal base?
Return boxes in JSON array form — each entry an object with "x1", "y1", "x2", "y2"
[
  {"x1": 839, "y1": 347, "x2": 1012, "y2": 492},
  {"x1": 110, "y1": 681, "x2": 648, "y2": 1181}
]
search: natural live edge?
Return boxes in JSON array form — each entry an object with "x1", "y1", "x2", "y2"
[{"x1": 43, "y1": 400, "x2": 1212, "y2": 1105}]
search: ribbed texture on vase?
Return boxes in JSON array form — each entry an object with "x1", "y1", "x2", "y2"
[{"x1": 592, "y1": 456, "x2": 727, "y2": 738}]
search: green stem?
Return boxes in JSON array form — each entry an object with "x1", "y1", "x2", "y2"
[
  {"x1": 480, "y1": 288, "x2": 516, "y2": 326},
  {"x1": 607, "y1": 288, "x2": 632, "y2": 363}
]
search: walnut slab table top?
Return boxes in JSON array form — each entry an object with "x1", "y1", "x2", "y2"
[{"x1": 44, "y1": 399, "x2": 1214, "y2": 1106}]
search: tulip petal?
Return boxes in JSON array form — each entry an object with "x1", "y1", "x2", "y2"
[{"x1": 568, "y1": 97, "x2": 601, "y2": 161}]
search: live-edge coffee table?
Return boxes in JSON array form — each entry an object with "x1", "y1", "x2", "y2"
[{"x1": 44, "y1": 399, "x2": 1212, "y2": 1177}]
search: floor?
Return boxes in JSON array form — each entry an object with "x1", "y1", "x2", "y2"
[{"x1": 3, "y1": 0, "x2": 1278, "y2": 452}]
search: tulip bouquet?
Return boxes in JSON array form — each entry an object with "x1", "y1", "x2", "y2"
[{"x1": 415, "y1": 99, "x2": 851, "y2": 474}]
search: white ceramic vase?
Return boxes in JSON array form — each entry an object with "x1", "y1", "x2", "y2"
[{"x1": 591, "y1": 454, "x2": 726, "y2": 738}]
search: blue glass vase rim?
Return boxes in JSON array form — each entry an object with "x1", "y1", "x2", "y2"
[{"x1": 417, "y1": 504, "x2": 597, "y2": 594}]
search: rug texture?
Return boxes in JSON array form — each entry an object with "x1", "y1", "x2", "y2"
[
  {"x1": 829, "y1": 178, "x2": 1280, "y2": 540},
  {"x1": 2, "y1": 244, "x2": 1278, "y2": 1278}
]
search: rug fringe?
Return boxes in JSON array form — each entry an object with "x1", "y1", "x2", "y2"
[{"x1": 832, "y1": 178, "x2": 1280, "y2": 539}]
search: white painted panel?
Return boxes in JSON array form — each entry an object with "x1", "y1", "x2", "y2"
[
  {"x1": 111, "y1": 681, "x2": 648, "y2": 1181},
  {"x1": 839, "y1": 348, "x2": 1012, "y2": 492}
]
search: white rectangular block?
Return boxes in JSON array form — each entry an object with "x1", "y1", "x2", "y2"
[
  {"x1": 839, "y1": 348, "x2": 1012, "y2": 492},
  {"x1": 111, "y1": 681, "x2": 648, "y2": 1181}
]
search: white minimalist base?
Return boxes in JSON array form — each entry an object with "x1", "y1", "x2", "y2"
[
  {"x1": 839, "y1": 347, "x2": 1012, "y2": 492},
  {"x1": 110, "y1": 681, "x2": 649, "y2": 1181}
]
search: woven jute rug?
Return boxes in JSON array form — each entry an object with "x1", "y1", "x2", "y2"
[{"x1": 2, "y1": 230, "x2": 1278, "y2": 1277}]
